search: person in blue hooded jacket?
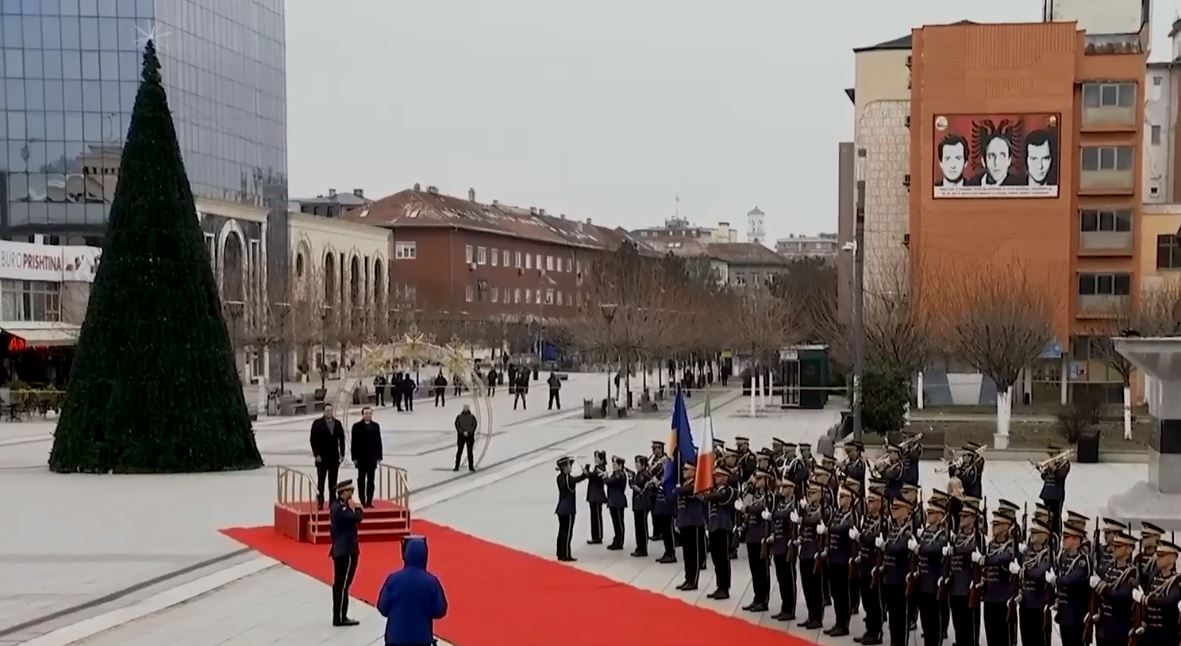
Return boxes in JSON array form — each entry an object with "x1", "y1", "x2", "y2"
[{"x1": 377, "y1": 536, "x2": 448, "y2": 646}]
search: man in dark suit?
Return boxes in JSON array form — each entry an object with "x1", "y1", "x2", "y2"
[
  {"x1": 310, "y1": 404, "x2": 346, "y2": 509},
  {"x1": 453, "y1": 405, "x2": 478, "y2": 472},
  {"x1": 329, "y1": 479, "x2": 363, "y2": 627},
  {"x1": 373, "y1": 373, "x2": 387, "y2": 406},
  {"x1": 547, "y1": 371, "x2": 562, "y2": 410},
  {"x1": 555, "y1": 456, "x2": 589, "y2": 561},
  {"x1": 350, "y1": 406, "x2": 382, "y2": 508}
]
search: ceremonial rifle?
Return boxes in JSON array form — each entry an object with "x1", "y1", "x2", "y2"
[
  {"x1": 969, "y1": 497, "x2": 987, "y2": 608},
  {"x1": 1083, "y1": 515, "x2": 1101, "y2": 642}
]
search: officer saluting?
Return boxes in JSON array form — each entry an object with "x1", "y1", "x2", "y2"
[
  {"x1": 1092, "y1": 530, "x2": 1137, "y2": 646},
  {"x1": 585, "y1": 451, "x2": 608, "y2": 545},
  {"x1": 1051, "y1": 521, "x2": 1092, "y2": 646},
  {"x1": 554, "y1": 456, "x2": 589, "y2": 562},
  {"x1": 329, "y1": 479, "x2": 363, "y2": 627},
  {"x1": 1134, "y1": 538, "x2": 1181, "y2": 646}
]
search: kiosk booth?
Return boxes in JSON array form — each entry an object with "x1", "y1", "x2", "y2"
[{"x1": 778, "y1": 345, "x2": 830, "y2": 410}]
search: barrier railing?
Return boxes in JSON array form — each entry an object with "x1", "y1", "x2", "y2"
[
  {"x1": 276, "y1": 465, "x2": 316, "y2": 508},
  {"x1": 377, "y1": 463, "x2": 410, "y2": 509}
]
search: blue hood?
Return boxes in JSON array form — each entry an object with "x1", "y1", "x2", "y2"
[{"x1": 403, "y1": 536, "x2": 428, "y2": 569}]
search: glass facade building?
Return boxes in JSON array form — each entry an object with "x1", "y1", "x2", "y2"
[{"x1": 0, "y1": 0, "x2": 286, "y2": 243}]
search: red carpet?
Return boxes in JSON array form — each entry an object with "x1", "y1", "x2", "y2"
[{"x1": 222, "y1": 520, "x2": 819, "y2": 646}]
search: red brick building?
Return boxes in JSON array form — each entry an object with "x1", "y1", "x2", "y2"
[{"x1": 348, "y1": 185, "x2": 645, "y2": 322}]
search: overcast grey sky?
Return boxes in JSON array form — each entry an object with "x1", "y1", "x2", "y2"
[{"x1": 286, "y1": 0, "x2": 1178, "y2": 242}]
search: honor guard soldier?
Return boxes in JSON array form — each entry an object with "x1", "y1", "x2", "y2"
[
  {"x1": 1138, "y1": 522, "x2": 1165, "y2": 586},
  {"x1": 785, "y1": 444, "x2": 809, "y2": 496},
  {"x1": 1134, "y1": 538, "x2": 1181, "y2": 646},
  {"x1": 1051, "y1": 522, "x2": 1092, "y2": 646},
  {"x1": 949, "y1": 442, "x2": 984, "y2": 499},
  {"x1": 771, "y1": 437, "x2": 788, "y2": 471},
  {"x1": 878, "y1": 496, "x2": 914, "y2": 646},
  {"x1": 585, "y1": 451, "x2": 608, "y2": 545},
  {"x1": 770, "y1": 479, "x2": 800, "y2": 622},
  {"x1": 649, "y1": 441, "x2": 669, "y2": 540},
  {"x1": 900, "y1": 484, "x2": 924, "y2": 533},
  {"x1": 843, "y1": 440, "x2": 867, "y2": 491},
  {"x1": 979, "y1": 508, "x2": 1018, "y2": 646},
  {"x1": 675, "y1": 463, "x2": 707, "y2": 590},
  {"x1": 914, "y1": 497, "x2": 950, "y2": 646},
  {"x1": 797, "y1": 479, "x2": 832, "y2": 629},
  {"x1": 814, "y1": 465, "x2": 837, "y2": 508},
  {"x1": 735, "y1": 436, "x2": 757, "y2": 481},
  {"x1": 329, "y1": 479, "x2": 363, "y2": 627},
  {"x1": 651, "y1": 452, "x2": 677, "y2": 564},
  {"x1": 824, "y1": 484, "x2": 858, "y2": 636},
  {"x1": 725, "y1": 447, "x2": 743, "y2": 560},
  {"x1": 1032, "y1": 503, "x2": 1054, "y2": 552},
  {"x1": 948, "y1": 497, "x2": 983, "y2": 646},
  {"x1": 737, "y1": 470, "x2": 774, "y2": 611},
  {"x1": 605, "y1": 456, "x2": 629, "y2": 550},
  {"x1": 880, "y1": 444, "x2": 905, "y2": 502},
  {"x1": 1091, "y1": 530, "x2": 1138, "y2": 646},
  {"x1": 1065, "y1": 510, "x2": 1091, "y2": 547},
  {"x1": 1016, "y1": 518, "x2": 1054, "y2": 646},
  {"x1": 996, "y1": 499, "x2": 1022, "y2": 545},
  {"x1": 554, "y1": 457, "x2": 589, "y2": 562},
  {"x1": 629, "y1": 455, "x2": 652, "y2": 557},
  {"x1": 704, "y1": 466, "x2": 736, "y2": 600},
  {"x1": 855, "y1": 481, "x2": 888, "y2": 645},
  {"x1": 800, "y1": 443, "x2": 818, "y2": 473},
  {"x1": 901, "y1": 437, "x2": 922, "y2": 487},
  {"x1": 1093, "y1": 518, "x2": 1127, "y2": 578},
  {"x1": 1036, "y1": 447, "x2": 1071, "y2": 534}
]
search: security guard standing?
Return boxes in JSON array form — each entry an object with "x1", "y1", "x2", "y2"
[
  {"x1": 1052, "y1": 522, "x2": 1092, "y2": 646},
  {"x1": 855, "y1": 481, "x2": 887, "y2": 645},
  {"x1": 704, "y1": 466, "x2": 736, "y2": 600},
  {"x1": 675, "y1": 463, "x2": 707, "y2": 591},
  {"x1": 979, "y1": 508, "x2": 1017, "y2": 646},
  {"x1": 878, "y1": 496, "x2": 914, "y2": 646},
  {"x1": 1136, "y1": 538, "x2": 1181, "y2": 646},
  {"x1": 914, "y1": 497, "x2": 949, "y2": 646},
  {"x1": 825, "y1": 484, "x2": 858, "y2": 637},
  {"x1": 1016, "y1": 518, "x2": 1054, "y2": 646},
  {"x1": 770, "y1": 479, "x2": 799, "y2": 622},
  {"x1": 554, "y1": 456, "x2": 589, "y2": 561},
  {"x1": 1092, "y1": 530, "x2": 1137, "y2": 646},
  {"x1": 947, "y1": 497, "x2": 983, "y2": 646},
  {"x1": 738, "y1": 470, "x2": 774, "y2": 611},
  {"x1": 329, "y1": 479, "x2": 363, "y2": 627},
  {"x1": 797, "y1": 479, "x2": 832, "y2": 629}
]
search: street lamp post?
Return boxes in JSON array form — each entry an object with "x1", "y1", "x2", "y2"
[
  {"x1": 851, "y1": 147, "x2": 867, "y2": 440},
  {"x1": 320, "y1": 306, "x2": 329, "y2": 390},
  {"x1": 599, "y1": 303, "x2": 618, "y2": 403}
]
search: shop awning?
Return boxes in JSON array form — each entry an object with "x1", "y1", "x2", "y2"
[{"x1": 1, "y1": 322, "x2": 81, "y2": 350}]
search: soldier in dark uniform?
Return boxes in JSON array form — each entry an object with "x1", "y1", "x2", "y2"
[
  {"x1": 901, "y1": 437, "x2": 922, "y2": 487},
  {"x1": 1092, "y1": 530, "x2": 1137, "y2": 646},
  {"x1": 724, "y1": 447, "x2": 743, "y2": 560},
  {"x1": 797, "y1": 479, "x2": 832, "y2": 629},
  {"x1": 996, "y1": 499, "x2": 1022, "y2": 545},
  {"x1": 880, "y1": 444, "x2": 905, "y2": 502},
  {"x1": 605, "y1": 456, "x2": 629, "y2": 550},
  {"x1": 947, "y1": 497, "x2": 983, "y2": 646},
  {"x1": 855, "y1": 481, "x2": 887, "y2": 645},
  {"x1": 1036, "y1": 448, "x2": 1070, "y2": 535},
  {"x1": 914, "y1": 497, "x2": 949, "y2": 646},
  {"x1": 1016, "y1": 518, "x2": 1054, "y2": 646},
  {"x1": 1093, "y1": 518, "x2": 1126, "y2": 579},
  {"x1": 1135, "y1": 538, "x2": 1181, "y2": 646},
  {"x1": 842, "y1": 440, "x2": 867, "y2": 492},
  {"x1": 814, "y1": 465, "x2": 837, "y2": 509},
  {"x1": 629, "y1": 455, "x2": 652, "y2": 557},
  {"x1": 675, "y1": 463, "x2": 707, "y2": 591},
  {"x1": 585, "y1": 451, "x2": 607, "y2": 545},
  {"x1": 771, "y1": 437, "x2": 788, "y2": 469},
  {"x1": 738, "y1": 470, "x2": 774, "y2": 611},
  {"x1": 980, "y1": 508, "x2": 1017, "y2": 646},
  {"x1": 824, "y1": 484, "x2": 858, "y2": 636},
  {"x1": 735, "y1": 436, "x2": 757, "y2": 481},
  {"x1": 879, "y1": 496, "x2": 914, "y2": 646},
  {"x1": 1138, "y1": 521, "x2": 1164, "y2": 587},
  {"x1": 329, "y1": 479, "x2": 363, "y2": 627},
  {"x1": 649, "y1": 441, "x2": 670, "y2": 543},
  {"x1": 901, "y1": 484, "x2": 924, "y2": 533},
  {"x1": 554, "y1": 456, "x2": 589, "y2": 561},
  {"x1": 770, "y1": 479, "x2": 799, "y2": 621},
  {"x1": 652, "y1": 456, "x2": 677, "y2": 562},
  {"x1": 704, "y1": 466, "x2": 736, "y2": 599},
  {"x1": 1052, "y1": 522, "x2": 1092, "y2": 646},
  {"x1": 799, "y1": 443, "x2": 817, "y2": 476},
  {"x1": 948, "y1": 442, "x2": 984, "y2": 500}
]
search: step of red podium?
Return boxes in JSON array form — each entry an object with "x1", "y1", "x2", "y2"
[{"x1": 274, "y1": 499, "x2": 411, "y2": 544}]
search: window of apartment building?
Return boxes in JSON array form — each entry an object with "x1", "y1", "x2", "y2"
[
  {"x1": 491, "y1": 286, "x2": 499, "y2": 303},
  {"x1": 477, "y1": 246, "x2": 487, "y2": 265},
  {"x1": 1082, "y1": 82, "x2": 1135, "y2": 108},
  {"x1": 545, "y1": 288, "x2": 555, "y2": 305},
  {"x1": 465, "y1": 245, "x2": 473, "y2": 264},
  {"x1": 546, "y1": 255, "x2": 554, "y2": 272},
  {"x1": 1079, "y1": 209, "x2": 1132, "y2": 232},
  {"x1": 395, "y1": 242, "x2": 417, "y2": 260},
  {"x1": 575, "y1": 260, "x2": 582, "y2": 275},
  {"x1": 1078, "y1": 272, "x2": 1131, "y2": 296},
  {"x1": 514, "y1": 288, "x2": 521, "y2": 303},
  {"x1": 0, "y1": 280, "x2": 61, "y2": 322},
  {"x1": 1154, "y1": 76, "x2": 1163, "y2": 86},
  {"x1": 525, "y1": 254, "x2": 532, "y2": 269},
  {"x1": 1157, "y1": 235, "x2": 1181, "y2": 269},
  {"x1": 491, "y1": 249, "x2": 499, "y2": 266},
  {"x1": 465, "y1": 284, "x2": 474, "y2": 302},
  {"x1": 1081, "y1": 146, "x2": 1133, "y2": 172},
  {"x1": 502, "y1": 249, "x2": 509, "y2": 266},
  {"x1": 525, "y1": 289, "x2": 533, "y2": 304},
  {"x1": 535, "y1": 288, "x2": 542, "y2": 303},
  {"x1": 1152, "y1": 125, "x2": 1162, "y2": 145},
  {"x1": 514, "y1": 251, "x2": 522, "y2": 268},
  {"x1": 204, "y1": 233, "x2": 216, "y2": 261},
  {"x1": 536, "y1": 254, "x2": 543, "y2": 271},
  {"x1": 557, "y1": 291, "x2": 563, "y2": 305},
  {"x1": 477, "y1": 279, "x2": 489, "y2": 301}
]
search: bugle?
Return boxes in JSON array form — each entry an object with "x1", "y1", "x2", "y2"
[{"x1": 1030, "y1": 448, "x2": 1075, "y2": 473}]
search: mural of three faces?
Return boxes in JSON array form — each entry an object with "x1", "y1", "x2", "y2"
[{"x1": 933, "y1": 114, "x2": 1059, "y2": 199}]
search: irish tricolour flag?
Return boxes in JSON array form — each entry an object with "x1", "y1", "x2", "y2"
[{"x1": 693, "y1": 392, "x2": 715, "y2": 493}]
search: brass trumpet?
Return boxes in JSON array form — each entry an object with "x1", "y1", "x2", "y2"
[
  {"x1": 867, "y1": 452, "x2": 896, "y2": 479},
  {"x1": 898, "y1": 433, "x2": 925, "y2": 450},
  {"x1": 946, "y1": 444, "x2": 987, "y2": 473},
  {"x1": 1030, "y1": 448, "x2": 1075, "y2": 473}
]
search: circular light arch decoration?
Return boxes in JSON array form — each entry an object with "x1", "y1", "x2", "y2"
[{"x1": 330, "y1": 329, "x2": 495, "y2": 468}]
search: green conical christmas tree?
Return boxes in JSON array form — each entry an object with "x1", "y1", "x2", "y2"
[{"x1": 49, "y1": 42, "x2": 263, "y2": 473}]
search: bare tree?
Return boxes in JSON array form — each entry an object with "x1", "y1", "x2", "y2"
[
  {"x1": 934, "y1": 262, "x2": 1056, "y2": 443},
  {"x1": 727, "y1": 287, "x2": 804, "y2": 415},
  {"x1": 1090, "y1": 280, "x2": 1181, "y2": 438}
]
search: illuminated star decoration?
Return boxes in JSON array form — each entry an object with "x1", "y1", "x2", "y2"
[
  {"x1": 441, "y1": 344, "x2": 473, "y2": 383},
  {"x1": 133, "y1": 23, "x2": 173, "y2": 54},
  {"x1": 399, "y1": 331, "x2": 429, "y2": 366}
]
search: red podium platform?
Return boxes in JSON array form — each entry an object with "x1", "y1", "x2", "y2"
[{"x1": 274, "y1": 465, "x2": 411, "y2": 544}]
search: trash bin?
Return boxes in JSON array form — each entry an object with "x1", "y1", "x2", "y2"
[
  {"x1": 1077, "y1": 429, "x2": 1100, "y2": 464},
  {"x1": 584, "y1": 399, "x2": 595, "y2": 420}
]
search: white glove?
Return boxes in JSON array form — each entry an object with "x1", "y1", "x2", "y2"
[
  {"x1": 761, "y1": 510, "x2": 771, "y2": 521},
  {"x1": 790, "y1": 511, "x2": 800, "y2": 523},
  {"x1": 971, "y1": 550, "x2": 984, "y2": 564},
  {"x1": 1176, "y1": 599, "x2": 1180, "y2": 612},
  {"x1": 1018, "y1": 542, "x2": 1027, "y2": 554},
  {"x1": 1132, "y1": 587, "x2": 1144, "y2": 604},
  {"x1": 1089, "y1": 575, "x2": 1101, "y2": 589},
  {"x1": 817, "y1": 522, "x2": 828, "y2": 535},
  {"x1": 907, "y1": 538, "x2": 919, "y2": 552},
  {"x1": 875, "y1": 536, "x2": 886, "y2": 548},
  {"x1": 1044, "y1": 570, "x2": 1056, "y2": 585},
  {"x1": 849, "y1": 527, "x2": 860, "y2": 540},
  {"x1": 734, "y1": 499, "x2": 745, "y2": 511},
  {"x1": 1008, "y1": 561, "x2": 1020, "y2": 575},
  {"x1": 942, "y1": 545, "x2": 953, "y2": 556}
]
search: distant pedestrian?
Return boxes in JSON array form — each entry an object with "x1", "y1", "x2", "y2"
[
  {"x1": 329, "y1": 480, "x2": 363, "y2": 627},
  {"x1": 433, "y1": 371, "x2": 447, "y2": 407},
  {"x1": 402, "y1": 374, "x2": 415, "y2": 411},
  {"x1": 310, "y1": 404, "x2": 346, "y2": 509},
  {"x1": 373, "y1": 374, "x2": 387, "y2": 407},
  {"x1": 486, "y1": 367, "x2": 498, "y2": 396},
  {"x1": 350, "y1": 406, "x2": 382, "y2": 508},
  {"x1": 547, "y1": 371, "x2": 562, "y2": 410},
  {"x1": 513, "y1": 372, "x2": 529, "y2": 410},
  {"x1": 454, "y1": 405, "x2": 477, "y2": 472},
  {"x1": 453, "y1": 373, "x2": 463, "y2": 397},
  {"x1": 392, "y1": 371, "x2": 404, "y2": 411},
  {"x1": 377, "y1": 536, "x2": 448, "y2": 646}
]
